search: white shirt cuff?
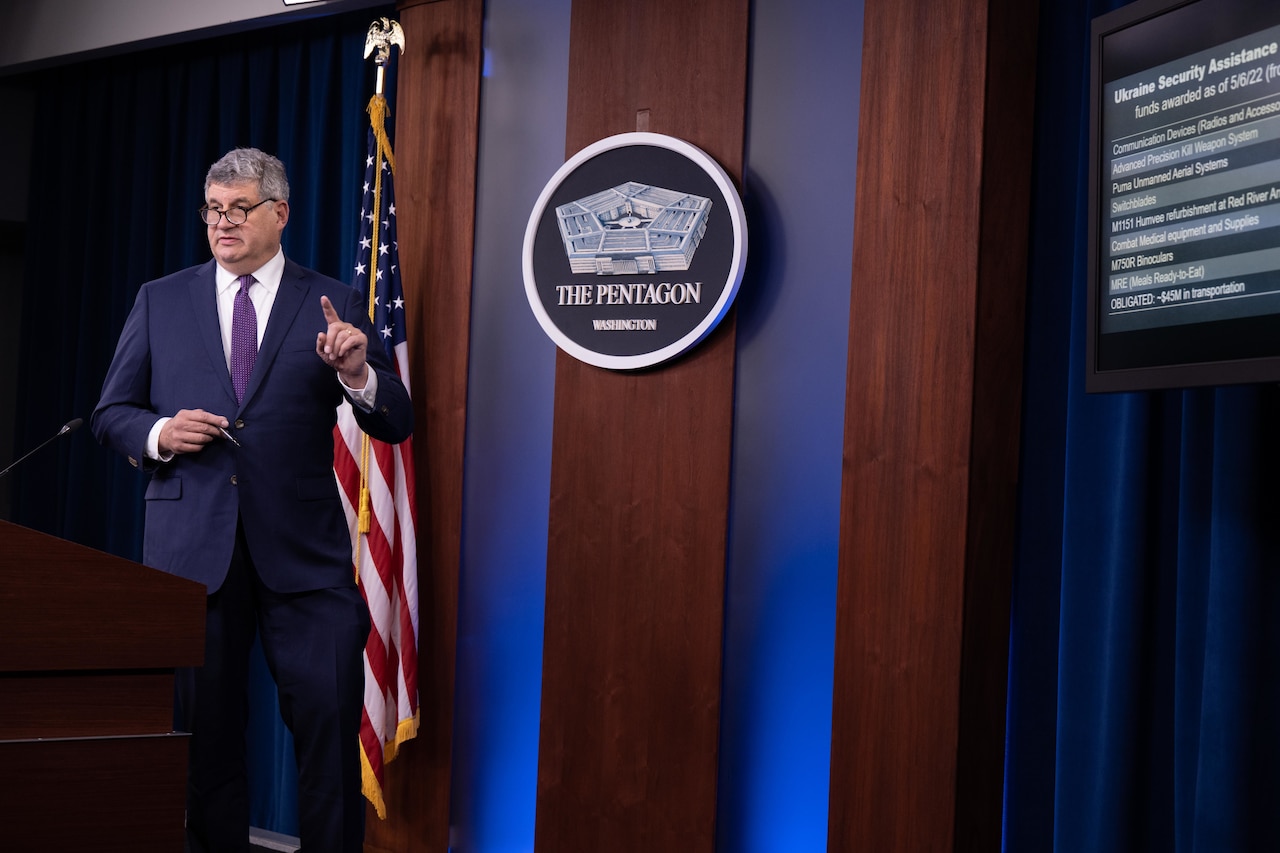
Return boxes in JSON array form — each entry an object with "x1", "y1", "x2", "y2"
[
  {"x1": 147, "y1": 417, "x2": 174, "y2": 462},
  {"x1": 341, "y1": 369, "x2": 379, "y2": 412}
]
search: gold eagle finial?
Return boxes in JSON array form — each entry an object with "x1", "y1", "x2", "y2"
[{"x1": 364, "y1": 17, "x2": 406, "y2": 65}]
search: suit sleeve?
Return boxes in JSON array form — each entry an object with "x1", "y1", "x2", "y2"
[
  {"x1": 91, "y1": 285, "x2": 163, "y2": 470},
  {"x1": 338, "y1": 286, "x2": 414, "y2": 445}
]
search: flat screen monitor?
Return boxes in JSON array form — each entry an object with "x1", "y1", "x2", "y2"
[{"x1": 1087, "y1": 0, "x2": 1280, "y2": 391}]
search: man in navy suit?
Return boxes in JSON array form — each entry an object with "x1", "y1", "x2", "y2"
[{"x1": 92, "y1": 147, "x2": 413, "y2": 853}]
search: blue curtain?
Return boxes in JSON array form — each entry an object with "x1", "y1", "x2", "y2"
[
  {"x1": 11, "y1": 5, "x2": 395, "y2": 835},
  {"x1": 1005, "y1": 1, "x2": 1280, "y2": 851}
]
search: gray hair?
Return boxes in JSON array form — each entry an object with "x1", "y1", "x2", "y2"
[{"x1": 204, "y1": 147, "x2": 290, "y2": 202}]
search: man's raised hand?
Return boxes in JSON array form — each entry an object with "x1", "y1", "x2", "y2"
[{"x1": 316, "y1": 295, "x2": 369, "y2": 388}]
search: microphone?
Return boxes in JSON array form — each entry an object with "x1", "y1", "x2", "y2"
[{"x1": 0, "y1": 418, "x2": 84, "y2": 479}]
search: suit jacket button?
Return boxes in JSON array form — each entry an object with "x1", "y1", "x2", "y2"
[
  {"x1": 380, "y1": 405, "x2": 390, "y2": 415},
  {"x1": 234, "y1": 419, "x2": 246, "y2": 429},
  {"x1": 128, "y1": 456, "x2": 139, "y2": 468},
  {"x1": 230, "y1": 475, "x2": 238, "y2": 486}
]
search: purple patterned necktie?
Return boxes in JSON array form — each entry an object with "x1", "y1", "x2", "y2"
[{"x1": 230, "y1": 274, "x2": 257, "y2": 403}]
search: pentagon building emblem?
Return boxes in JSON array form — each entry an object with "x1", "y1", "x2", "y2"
[
  {"x1": 524, "y1": 133, "x2": 747, "y2": 370},
  {"x1": 556, "y1": 182, "x2": 712, "y2": 276}
]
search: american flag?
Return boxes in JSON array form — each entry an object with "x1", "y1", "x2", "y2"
[{"x1": 334, "y1": 91, "x2": 419, "y2": 820}]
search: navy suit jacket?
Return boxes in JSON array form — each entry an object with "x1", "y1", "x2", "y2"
[{"x1": 91, "y1": 257, "x2": 413, "y2": 594}]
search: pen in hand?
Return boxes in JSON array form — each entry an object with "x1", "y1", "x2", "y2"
[{"x1": 218, "y1": 426, "x2": 242, "y2": 447}]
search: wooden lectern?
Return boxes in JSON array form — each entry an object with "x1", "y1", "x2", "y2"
[{"x1": 0, "y1": 519, "x2": 205, "y2": 852}]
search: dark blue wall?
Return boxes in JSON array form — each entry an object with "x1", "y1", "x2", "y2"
[
  {"x1": 451, "y1": 1, "x2": 567, "y2": 849},
  {"x1": 719, "y1": 0, "x2": 861, "y2": 847}
]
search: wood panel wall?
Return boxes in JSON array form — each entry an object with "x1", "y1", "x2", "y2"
[
  {"x1": 380, "y1": 0, "x2": 1038, "y2": 848},
  {"x1": 534, "y1": 1, "x2": 749, "y2": 851},
  {"x1": 827, "y1": 0, "x2": 1038, "y2": 850},
  {"x1": 366, "y1": 1, "x2": 482, "y2": 850}
]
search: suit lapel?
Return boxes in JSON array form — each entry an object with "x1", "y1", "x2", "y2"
[
  {"x1": 240, "y1": 261, "x2": 308, "y2": 409},
  {"x1": 189, "y1": 262, "x2": 237, "y2": 405}
]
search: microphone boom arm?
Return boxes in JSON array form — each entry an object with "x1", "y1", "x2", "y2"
[{"x1": 0, "y1": 418, "x2": 84, "y2": 479}]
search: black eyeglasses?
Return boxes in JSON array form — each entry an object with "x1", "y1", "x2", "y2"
[{"x1": 198, "y1": 198, "x2": 276, "y2": 226}]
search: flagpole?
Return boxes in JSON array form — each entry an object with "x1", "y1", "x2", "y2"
[{"x1": 356, "y1": 18, "x2": 406, "y2": 537}]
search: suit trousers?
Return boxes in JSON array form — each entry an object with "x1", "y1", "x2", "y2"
[{"x1": 178, "y1": 519, "x2": 371, "y2": 853}]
